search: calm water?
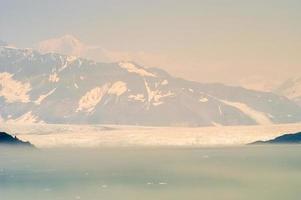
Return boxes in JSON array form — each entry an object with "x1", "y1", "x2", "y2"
[{"x1": 1, "y1": 146, "x2": 301, "y2": 200}]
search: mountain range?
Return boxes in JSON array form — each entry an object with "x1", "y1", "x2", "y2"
[{"x1": 0, "y1": 44, "x2": 301, "y2": 126}]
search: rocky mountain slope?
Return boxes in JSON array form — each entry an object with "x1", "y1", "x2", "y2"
[{"x1": 0, "y1": 45, "x2": 301, "y2": 126}]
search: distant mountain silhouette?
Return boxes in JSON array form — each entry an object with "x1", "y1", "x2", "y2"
[
  {"x1": 251, "y1": 132, "x2": 301, "y2": 144},
  {"x1": 0, "y1": 132, "x2": 34, "y2": 147}
]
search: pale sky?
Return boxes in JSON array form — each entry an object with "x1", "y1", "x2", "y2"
[{"x1": 1, "y1": 0, "x2": 300, "y2": 88}]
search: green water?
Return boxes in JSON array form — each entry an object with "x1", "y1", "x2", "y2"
[{"x1": 1, "y1": 146, "x2": 301, "y2": 200}]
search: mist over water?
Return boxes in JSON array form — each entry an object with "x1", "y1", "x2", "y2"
[{"x1": 1, "y1": 146, "x2": 301, "y2": 200}]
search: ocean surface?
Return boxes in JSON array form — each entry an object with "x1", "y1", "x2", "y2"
[{"x1": 1, "y1": 146, "x2": 301, "y2": 200}]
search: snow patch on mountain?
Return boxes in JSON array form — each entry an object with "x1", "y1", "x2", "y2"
[
  {"x1": 0, "y1": 72, "x2": 31, "y2": 103},
  {"x1": 218, "y1": 105, "x2": 223, "y2": 116},
  {"x1": 6, "y1": 111, "x2": 44, "y2": 124},
  {"x1": 211, "y1": 121, "x2": 223, "y2": 127},
  {"x1": 66, "y1": 55, "x2": 78, "y2": 63},
  {"x1": 153, "y1": 101, "x2": 164, "y2": 106},
  {"x1": 199, "y1": 97, "x2": 209, "y2": 103},
  {"x1": 119, "y1": 62, "x2": 156, "y2": 77},
  {"x1": 76, "y1": 81, "x2": 134, "y2": 112},
  {"x1": 161, "y1": 80, "x2": 168, "y2": 85},
  {"x1": 57, "y1": 55, "x2": 79, "y2": 72},
  {"x1": 143, "y1": 79, "x2": 175, "y2": 108},
  {"x1": 220, "y1": 100, "x2": 272, "y2": 125},
  {"x1": 153, "y1": 91, "x2": 175, "y2": 104},
  {"x1": 35, "y1": 88, "x2": 56, "y2": 105},
  {"x1": 128, "y1": 94, "x2": 145, "y2": 102},
  {"x1": 48, "y1": 73, "x2": 59, "y2": 82},
  {"x1": 77, "y1": 84, "x2": 110, "y2": 113},
  {"x1": 108, "y1": 81, "x2": 127, "y2": 96}
]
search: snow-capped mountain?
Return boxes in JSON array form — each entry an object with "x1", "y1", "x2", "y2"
[
  {"x1": 0, "y1": 46, "x2": 301, "y2": 126},
  {"x1": 274, "y1": 77, "x2": 301, "y2": 106},
  {"x1": 35, "y1": 34, "x2": 111, "y2": 64},
  {"x1": 35, "y1": 34, "x2": 87, "y2": 56}
]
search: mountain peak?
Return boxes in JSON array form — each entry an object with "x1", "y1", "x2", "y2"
[{"x1": 36, "y1": 34, "x2": 87, "y2": 56}]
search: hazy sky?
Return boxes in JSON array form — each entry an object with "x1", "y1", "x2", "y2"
[{"x1": 1, "y1": 0, "x2": 300, "y2": 88}]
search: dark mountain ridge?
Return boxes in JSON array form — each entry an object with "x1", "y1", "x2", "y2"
[
  {"x1": 0, "y1": 132, "x2": 34, "y2": 147},
  {"x1": 251, "y1": 132, "x2": 301, "y2": 144}
]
